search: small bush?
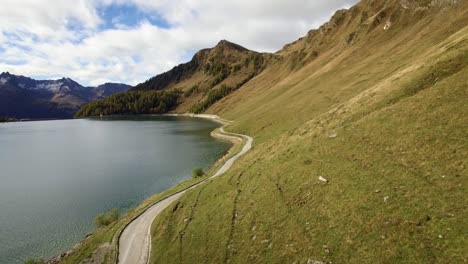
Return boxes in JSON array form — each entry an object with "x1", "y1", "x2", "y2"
[
  {"x1": 192, "y1": 167, "x2": 205, "y2": 178},
  {"x1": 191, "y1": 84, "x2": 234, "y2": 113},
  {"x1": 94, "y1": 208, "x2": 120, "y2": 228},
  {"x1": 24, "y1": 258, "x2": 45, "y2": 264},
  {"x1": 231, "y1": 64, "x2": 242, "y2": 73},
  {"x1": 184, "y1": 85, "x2": 199, "y2": 97}
]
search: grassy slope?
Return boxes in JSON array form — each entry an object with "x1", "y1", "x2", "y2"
[
  {"x1": 210, "y1": 0, "x2": 467, "y2": 144},
  {"x1": 150, "y1": 1, "x2": 468, "y2": 263}
]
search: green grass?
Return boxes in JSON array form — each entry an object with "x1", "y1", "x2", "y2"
[{"x1": 150, "y1": 63, "x2": 467, "y2": 264}]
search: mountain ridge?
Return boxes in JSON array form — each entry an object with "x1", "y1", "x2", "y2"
[
  {"x1": 76, "y1": 39, "x2": 274, "y2": 116},
  {"x1": 133, "y1": 39, "x2": 270, "y2": 93},
  {"x1": 0, "y1": 72, "x2": 132, "y2": 119}
]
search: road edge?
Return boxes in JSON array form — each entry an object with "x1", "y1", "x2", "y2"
[{"x1": 115, "y1": 114, "x2": 252, "y2": 264}]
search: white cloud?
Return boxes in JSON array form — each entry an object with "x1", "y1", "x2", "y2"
[
  {"x1": 0, "y1": 0, "x2": 358, "y2": 86},
  {"x1": 0, "y1": 0, "x2": 100, "y2": 43}
]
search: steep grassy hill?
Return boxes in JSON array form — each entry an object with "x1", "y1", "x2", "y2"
[
  {"x1": 209, "y1": 0, "x2": 468, "y2": 143},
  {"x1": 149, "y1": 0, "x2": 468, "y2": 263}
]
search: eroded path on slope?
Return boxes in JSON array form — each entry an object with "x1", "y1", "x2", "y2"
[{"x1": 118, "y1": 120, "x2": 253, "y2": 264}]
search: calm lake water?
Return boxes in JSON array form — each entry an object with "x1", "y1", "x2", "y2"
[{"x1": 0, "y1": 116, "x2": 230, "y2": 263}]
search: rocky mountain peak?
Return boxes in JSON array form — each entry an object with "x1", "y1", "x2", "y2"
[
  {"x1": 193, "y1": 40, "x2": 251, "y2": 63},
  {"x1": 214, "y1": 40, "x2": 249, "y2": 52},
  {"x1": 57, "y1": 77, "x2": 80, "y2": 86},
  {"x1": 134, "y1": 39, "x2": 264, "y2": 92}
]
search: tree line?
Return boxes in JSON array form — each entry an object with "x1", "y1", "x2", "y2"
[
  {"x1": 191, "y1": 72, "x2": 256, "y2": 113},
  {"x1": 75, "y1": 90, "x2": 181, "y2": 117},
  {"x1": 0, "y1": 116, "x2": 16, "y2": 122}
]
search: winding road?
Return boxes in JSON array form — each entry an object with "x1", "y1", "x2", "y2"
[{"x1": 118, "y1": 119, "x2": 253, "y2": 264}]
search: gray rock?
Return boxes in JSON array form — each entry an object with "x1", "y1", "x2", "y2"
[{"x1": 319, "y1": 176, "x2": 329, "y2": 183}]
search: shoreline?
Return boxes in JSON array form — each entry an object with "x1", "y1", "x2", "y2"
[
  {"x1": 163, "y1": 113, "x2": 232, "y2": 124},
  {"x1": 117, "y1": 114, "x2": 252, "y2": 263},
  {"x1": 47, "y1": 114, "x2": 250, "y2": 264}
]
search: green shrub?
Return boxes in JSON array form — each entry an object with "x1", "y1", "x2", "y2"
[
  {"x1": 24, "y1": 258, "x2": 45, "y2": 264},
  {"x1": 191, "y1": 84, "x2": 234, "y2": 113},
  {"x1": 192, "y1": 167, "x2": 205, "y2": 178},
  {"x1": 191, "y1": 72, "x2": 257, "y2": 114},
  {"x1": 231, "y1": 64, "x2": 242, "y2": 73},
  {"x1": 208, "y1": 71, "x2": 229, "y2": 89},
  {"x1": 94, "y1": 208, "x2": 120, "y2": 228},
  {"x1": 206, "y1": 62, "x2": 227, "y2": 76},
  {"x1": 184, "y1": 85, "x2": 199, "y2": 97}
]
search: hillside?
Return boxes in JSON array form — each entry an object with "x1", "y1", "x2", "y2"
[
  {"x1": 210, "y1": 0, "x2": 468, "y2": 142},
  {"x1": 75, "y1": 40, "x2": 273, "y2": 117},
  {"x1": 149, "y1": 0, "x2": 468, "y2": 263},
  {"x1": 62, "y1": 0, "x2": 467, "y2": 263},
  {"x1": 0, "y1": 72, "x2": 131, "y2": 119}
]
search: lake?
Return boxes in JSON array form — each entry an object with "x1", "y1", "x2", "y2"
[{"x1": 0, "y1": 116, "x2": 231, "y2": 263}]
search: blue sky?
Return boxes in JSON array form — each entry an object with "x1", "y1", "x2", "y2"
[
  {"x1": 0, "y1": 0, "x2": 358, "y2": 86},
  {"x1": 97, "y1": 3, "x2": 170, "y2": 30}
]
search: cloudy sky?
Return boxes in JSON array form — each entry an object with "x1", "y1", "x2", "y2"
[{"x1": 0, "y1": 0, "x2": 358, "y2": 86}]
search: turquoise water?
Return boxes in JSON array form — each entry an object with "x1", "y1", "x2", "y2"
[{"x1": 0, "y1": 116, "x2": 230, "y2": 263}]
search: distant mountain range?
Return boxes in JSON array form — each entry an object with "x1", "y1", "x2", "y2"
[{"x1": 0, "y1": 72, "x2": 131, "y2": 119}]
